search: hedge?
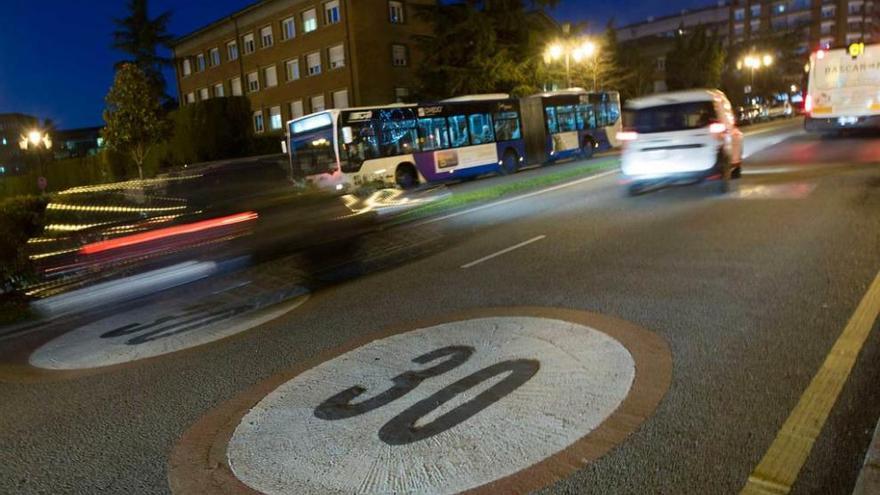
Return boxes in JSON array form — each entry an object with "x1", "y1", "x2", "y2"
[{"x1": 0, "y1": 195, "x2": 49, "y2": 292}]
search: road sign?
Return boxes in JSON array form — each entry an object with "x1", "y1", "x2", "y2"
[
  {"x1": 169, "y1": 308, "x2": 672, "y2": 495},
  {"x1": 29, "y1": 286, "x2": 308, "y2": 371}
]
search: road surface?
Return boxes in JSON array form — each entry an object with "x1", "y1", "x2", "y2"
[{"x1": 1, "y1": 118, "x2": 879, "y2": 495}]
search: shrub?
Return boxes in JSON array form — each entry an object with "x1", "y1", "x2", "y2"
[{"x1": 0, "y1": 195, "x2": 49, "y2": 292}]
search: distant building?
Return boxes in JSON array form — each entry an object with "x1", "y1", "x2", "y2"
[
  {"x1": 53, "y1": 127, "x2": 104, "y2": 159},
  {"x1": 617, "y1": 3, "x2": 731, "y2": 44},
  {"x1": 170, "y1": 0, "x2": 435, "y2": 136},
  {"x1": 0, "y1": 113, "x2": 40, "y2": 175}
]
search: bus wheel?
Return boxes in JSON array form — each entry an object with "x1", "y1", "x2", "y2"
[
  {"x1": 395, "y1": 163, "x2": 418, "y2": 189},
  {"x1": 500, "y1": 149, "x2": 519, "y2": 175},
  {"x1": 581, "y1": 138, "x2": 595, "y2": 159}
]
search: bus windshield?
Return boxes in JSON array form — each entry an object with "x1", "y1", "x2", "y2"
[{"x1": 290, "y1": 125, "x2": 336, "y2": 176}]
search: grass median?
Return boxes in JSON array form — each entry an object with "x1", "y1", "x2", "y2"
[{"x1": 393, "y1": 157, "x2": 619, "y2": 223}]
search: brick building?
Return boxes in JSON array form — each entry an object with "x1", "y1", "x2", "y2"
[{"x1": 170, "y1": 0, "x2": 434, "y2": 135}]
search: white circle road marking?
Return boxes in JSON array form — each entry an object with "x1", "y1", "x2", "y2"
[
  {"x1": 29, "y1": 290, "x2": 308, "y2": 370},
  {"x1": 227, "y1": 316, "x2": 635, "y2": 495}
]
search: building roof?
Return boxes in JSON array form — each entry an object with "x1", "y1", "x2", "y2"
[
  {"x1": 617, "y1": 2, "x2": 729, "y2": 31},
  {"x1": 170, "y1": 0, "x2": 275, "y2": 47}
]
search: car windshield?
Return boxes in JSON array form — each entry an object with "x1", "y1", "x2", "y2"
[{"x1": 626, "y1": 101, "x2": 716, "y2": 133}]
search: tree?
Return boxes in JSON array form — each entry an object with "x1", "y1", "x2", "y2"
[
  {"x1": 102, "y1": 63, "x2": 170, "y2": 180},
  {"x1": 665, "y1": 25, "x2": 725, "y2": 91},
  {"x1": 603, "y1": 23, "x2": 654, "y2": 100},
  {"x1": 722, "y1": 30, "x2": 803, "y2": 107},
  {"x1": 112, "y1": 0, "x2": 174, "y2": 101}
]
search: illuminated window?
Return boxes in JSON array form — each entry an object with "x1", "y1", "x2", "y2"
[
  {"x1": 270, "y1": 106, "x2": 283, "y2": 130},
  {"x1": 213, "y1": 83, "x2": 224, "y2": 97},
  {"x1": 311, "y1": 94, "x2": 326, "y2": 112},
  {"x1": 247, "y1": 71, "x2": 260, "y2": 92},
  {"x1": 230, "y1": 77, "x2": 242, "y2": 96},
  {"x1": 289, "y1": 100, "x2": 304, "y2": 118},
  {"x1": 260, "y1": 26, "x2": 273, "y2": 48},
  {"x1": 182, "y1": 58, "x2": 192, "y2": 76},
  {"x1": 389, "y1": 1, "x2": 405, "y2": 23},
  {"x1": 735, "y1": 8, "x2": 745, "y2": 20},
  {"x1": 264, "y1": 65, "x2": 278, "y2": 88},
  {"x1": 329, "y1": 44, "x2": 345, "y2": 69},
  {"x1": 307, "y1": 51, "x2": 322, "y2": 75},
  {"x1": 303, "y1": 9, "x2": 318, "y2": 33},
  {"x1": 332, "y1": 89, "x2": 349, "y2": 109},
  {"x1": 751, "y1": 4, "x2": 761, "y2": 16},
  {"x1": 185, "y1": 92, "x2": 195, "y2": 104},
  {"x1": 325, "y1": 1, "x2": 341, "y2": 24},
  {"x1": 199, "y1": 87, "x2": 209, "y2": 100},
  {"x1": 227, "y1": 40, "x2": 239, "y2": 61},
  {"x1": 243, "y1": 33, "x2": 255, "y2": 54},
  {"x1": 254, "y1": 111, "x2": 265, "y2": 133},
  {"x1": 285, "y1": 58, "x2": 300, "y2": 81},
  {"x1": 282, "y1": 17, "x2": 296, "y2": 40}
]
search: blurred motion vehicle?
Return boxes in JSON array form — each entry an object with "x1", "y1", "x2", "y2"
[
  {"x1": 766, "y1": 101, "x2": 793, "y2": 119},
  {"x1": 25, "y1": 157, "x2": 380, "y2": 300},
  {"x1": 289, "y1": 90, "x2": 621, "y2": 191},
  {"x1": 736, "y1": 104, "x2": 764, "y2": 125},
  {"x1": 618, "y1": 89, "x2": 743, "y2": 195},
  {"x1": 805, "y1": 42, "x2": 880, "y2": 132}
]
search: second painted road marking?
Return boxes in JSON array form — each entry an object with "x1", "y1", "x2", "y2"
[{"x1": 460, "y1": 235, "x2": 546, "y2": 269}]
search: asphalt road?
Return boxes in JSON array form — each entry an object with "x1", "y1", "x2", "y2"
[{"x1": 2, "y1": 117, "x2": 880, "y2": 494}]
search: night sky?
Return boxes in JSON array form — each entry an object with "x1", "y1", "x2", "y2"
[{"x1": 0, "y1": 0, "x2": 711, "y2": 129}]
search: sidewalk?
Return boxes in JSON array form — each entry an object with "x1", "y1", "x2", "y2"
[{"x1": 854, "y1": 419, "x2": 880, "y2": 494}]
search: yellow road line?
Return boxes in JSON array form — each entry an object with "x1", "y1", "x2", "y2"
[{"x1": 742, "y1": 270, "x2": 880, "y2": 494}]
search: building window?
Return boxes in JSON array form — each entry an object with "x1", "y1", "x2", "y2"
[
  {"x1": 311, "y1": 94, "x2": 326, "y2": 112},
  {"x1": 263, "y1": 65, "x2": 278, "y2": 88},
  {"x1": 213, "y1": 83, "x2": 225, "y2": 97},
  {"x1": 260, "y1": 25, "x2": 274, "y2": 48},
  {"x1": 734, "y1": 8, "x2": 745, "y2": 21},
  {"x1": 329, "y1": 44, "x2": 345, "y2": 69},
  {"x1": 269, "y1": 106, "x2": 282, "y2": 130},
  {"x1": 325, "y1": 1, "x2": 341, "y2": 24},
  {"x1": 655, "y1": 56, "x2": 666, "y2": 71},
  {"x1": 196, "y1": 53, "x2": 206, "y2": 72},
  {"x1": 230, "y1": 77, "x2": 242, "y2": 96},
  {"x1": 289, "y1": 100, "x2": 304, "y2": 119},
  {"x1": 182, "y1": 58, "x2": 192, "y2": 76},
  {"x1": 243, "y1": 33, "x2": 255, "y2": 54},
  {"x1": 734, "y1": 23, "x2": 745, "y2": 36},
  {"x1": 247, "y1": 71, "x2": 260, "y2": 92},
  {"x1": 394, "y1": 87, "x2": 410, "y2": 103},
  {"x1": 391, "y1": 44, "x2": 408, "y2": 66},
  {"x1": 254, "y1": 111, "x2": 265, "y2": 133},
  {"x1": 822, "y1": 6, "x2": 836, "y2": 18},
  {"x1": 285, "y1": 58, "x2": 300, "y2": 81},
  {"x1": 199, "y1": 87, "x2": 210, "y2": 100},
  {"x1": 227, "y1": 40, "x2": 239, "y2": 61},
  {"x1": 332, "y1": 89, "x2": 349, "y2": 109},
  {"x1": 185, "y1": 92, "x2": 195, "y2": 104},
  {"x1": 750, "y1": 4, "x2": 761, "y2": 17},
  {"x1": 303, "y1": 9, "x2": 318, "y2": 33},
  {"x1": 209, "y1": 47, "x2": 221, "y2": 67},
  {"x1": 307, "y1": 51, "x2": 322, "y2": 75},
  {"x1": 750, "y1": 19, "x2": 761, "y2": 32},
  {"x1": 774, "y1": 2, "x2": 785, "y2": 14},
  {"x1": 282, "y1": 17, "x2": 296, "y2": 40},
  {"x1": 389, "y1": 1, "x2": 405, "y2": 23}
]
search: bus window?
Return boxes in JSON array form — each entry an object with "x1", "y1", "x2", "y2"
[
  {"x1": 545, "y1": 106, "x2": 558, "y2": 133},
  {"x1": 556, "y1": 105, "x2": 577, "y2": 132},
  {"x1": 607, "y1": 100, "x2": 621, "y2": 124},
  {"x1": 576, "y1": 104, "x2": 596, "y2": 130},
  {"x1": 418, "y1": 117, "x2": 450, "y2": 151},
  {"x1": 494, "y1": 111, "x2": 521, "y2": 141},
  {"x1": 340, "y1": 120, "x2": 380, "y2": 172},
  {"x1": 468, "y1": 113, "x2": 495, "y2": 145},
  {"x1": 447, "y1": 115, "x2": 470, "y2": 148},
  {"x1": 380, "y1": 119, "x2": 420, "y2": 156}
]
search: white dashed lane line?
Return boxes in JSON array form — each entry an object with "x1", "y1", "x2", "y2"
[{"x1": 460, "y1": 235, "x2": 547, "y2": 269}]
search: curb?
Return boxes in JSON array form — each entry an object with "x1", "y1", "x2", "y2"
[{"x1": 853, "y1": 417, "x2": 880, "y2": 494}]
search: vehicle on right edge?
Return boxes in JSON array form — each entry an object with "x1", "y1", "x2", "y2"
[
  {"x1": 805, "y1": 41, "x2": 880, "y2": 133},
  {"x1": 618, "y1": 89, "x2": 743, "y2": 196}
]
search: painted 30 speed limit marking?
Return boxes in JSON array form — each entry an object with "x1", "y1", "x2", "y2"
[{"x1": 169, "y1": 308, "x2": 671, "y2": 495}]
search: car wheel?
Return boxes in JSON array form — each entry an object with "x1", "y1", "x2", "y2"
[
  {"x1": 395, "y1": 163, "x2": 418, "y2": 189},
  {"x1": 499, "y1": 149, "x2": 519, "y2": 175}
]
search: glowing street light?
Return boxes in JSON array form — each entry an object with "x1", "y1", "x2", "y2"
[
  {"x1": 545, "y1": 39, "x2": 599, "y2": 89},
  {"x1": 738, "y1": 52, "x2": 775, "y2": 94}
]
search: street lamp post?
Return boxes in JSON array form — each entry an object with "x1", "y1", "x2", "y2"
[
  {"x1": 545, "y1": 39, "x2": 598, "y2": 90},
  {"x1": 20, "y1": 129, "x2": 53, "y2": 192},
  {"x1": 738, "y1": 53, "x2": 774, "y2": 97}
]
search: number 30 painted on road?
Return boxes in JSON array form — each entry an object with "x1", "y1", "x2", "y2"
[{"x1": 314, "y1": 345, "x2": 540, "y2": 445}]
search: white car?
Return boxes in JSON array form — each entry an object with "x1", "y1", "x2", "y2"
[{"x1": 618, "y1": 89, "x2": 743, "y2": 195}]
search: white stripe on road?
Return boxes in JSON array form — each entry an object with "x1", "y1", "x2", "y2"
[
  {"x1": 460, "y1": 235, "x2": 546, "y2": 269},
  {"x1": 417, "y1": 169, "x2": 618, "y2": 227}
]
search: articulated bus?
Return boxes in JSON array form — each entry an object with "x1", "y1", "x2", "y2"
[{"x1": 288, "y1": 90, "x2": 621, "y2": 190}]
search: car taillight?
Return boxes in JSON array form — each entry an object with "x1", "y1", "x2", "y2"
[
  {"x1": 804, "y1": 93, "x2": 813, "y2": 114},
  {"x1": 617, "y1": 130, "x2": 638, "y2": 141},
  {"x1": 708, "y1": 121, "x2": 727, "y2": 134}
]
